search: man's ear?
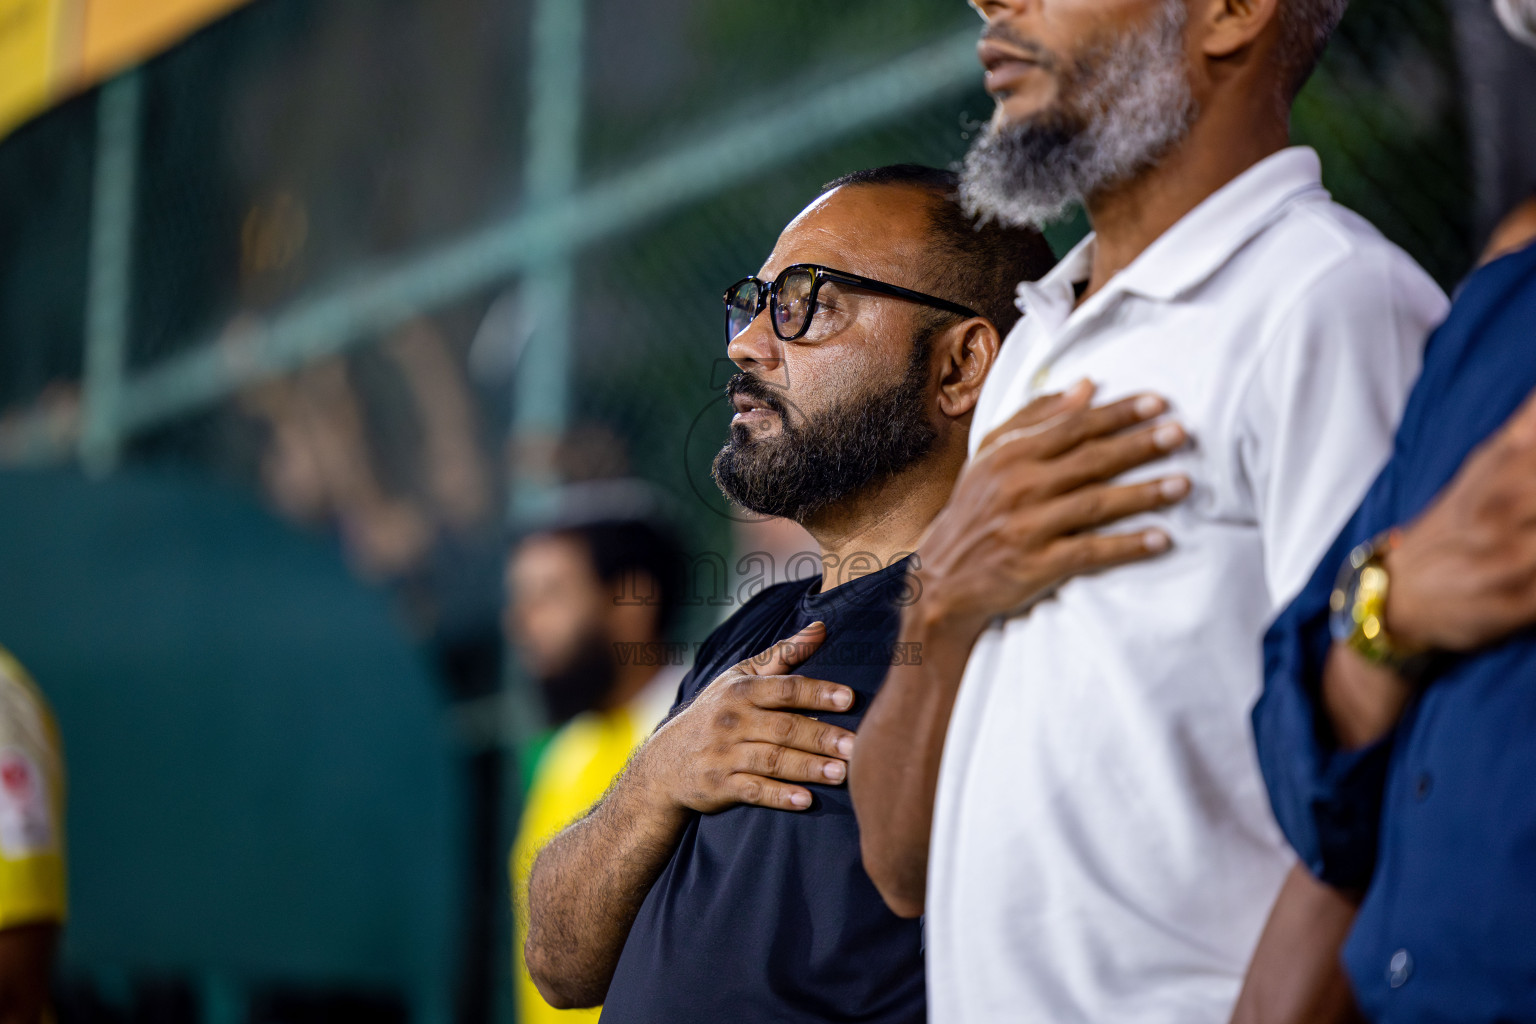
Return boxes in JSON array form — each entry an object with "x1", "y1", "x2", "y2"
[
  {"x1": 935, "y1": 318, "x2": 1001, "y2": 420},
  {"x1": 1195, "y1": 0, "x2": 1282, "y2": 59}
]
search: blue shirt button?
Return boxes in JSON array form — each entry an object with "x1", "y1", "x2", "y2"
[
  {"x1": 1388, "y1": 948, "x2": 1413, "y2": 988},
  {"x1": 1414, "y1": 773, "x2": 1433, "y2": 800}
]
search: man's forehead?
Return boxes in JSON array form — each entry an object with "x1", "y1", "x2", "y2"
[
  {"x1": 759, "y1": 185, "x2": 929, "y2": 280},
  {"x1": 514, "y1": 532, "x2": 589, "y2": 571}
]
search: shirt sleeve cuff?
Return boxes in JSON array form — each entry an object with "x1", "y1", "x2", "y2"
[{"x1": 1255, "y1": 589, "x2": 1394, "y2": 890}]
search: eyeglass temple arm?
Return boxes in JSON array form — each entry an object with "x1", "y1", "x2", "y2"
[{"x1": 818, "y1": 268, "x2": 980, "y2": 320}]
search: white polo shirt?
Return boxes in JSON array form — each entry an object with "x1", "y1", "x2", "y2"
[{"x1": 926, "y1": 148, "x2": 1447, "y2": 1023}]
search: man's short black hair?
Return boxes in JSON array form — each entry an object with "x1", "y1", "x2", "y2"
[
  {"x1": 547, "y1": 518, "x2": 687, "y2": 639},
  {"x1": 821, "y1": 164, "x2": 1057, "y2": 336},
  {"x1": 519, "y1": 480, "x2": 689, "y2": 639}
]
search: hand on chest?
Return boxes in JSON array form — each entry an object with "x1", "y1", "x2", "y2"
[{"x1": 983, "y1": 315, "x2": 1259, "y2": 526}]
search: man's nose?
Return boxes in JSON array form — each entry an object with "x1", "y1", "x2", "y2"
[
  {"x1": 973, "y1": 0, "x2": 1031, "y2": 21},
  {"x1": 726, "y1": 315, "x2": 787, "y2": 382}
]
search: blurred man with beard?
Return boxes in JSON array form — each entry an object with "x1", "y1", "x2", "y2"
[
  {"x1": 849, "y1": 3, "x2": 1450, "y2": 1023},
  {"x1": 522, "y1": 165, "x2": 1195, "y2": 1022},
  {"x1": 506, "y1": 491, "x2": 688, "y2": 1024}
]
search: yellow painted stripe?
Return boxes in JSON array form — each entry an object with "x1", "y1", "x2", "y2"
[
  {"x1": 0, "y1": 0, "x2": 59, "y2": 138},
  {"x1": 0, "y1": 0, "x2": 255, "y2": 141},
  {"x1": 79, "y1": 0, "x2": 251, "y2": 80}
]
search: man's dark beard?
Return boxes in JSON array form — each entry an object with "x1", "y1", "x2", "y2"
[
  {"x1": 535, "y1": 627, "x2": 618, "y2": 725},
  {"x1": 711, "y1": 337, "x2": 938, "y2": 523}
]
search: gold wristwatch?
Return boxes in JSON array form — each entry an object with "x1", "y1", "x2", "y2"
[{"x1": 1329, "y1": 530, "x2": 1430, "y2": 675}]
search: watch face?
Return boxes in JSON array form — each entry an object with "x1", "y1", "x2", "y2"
[{"x1": 1329, "y1": 542, "x2": 1372, "y2": 643}]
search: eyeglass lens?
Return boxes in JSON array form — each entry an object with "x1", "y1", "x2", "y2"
[
  {"x1": 727, "y1": 280, "x2": 763, "y2": 341},
  {"x1": 772, "y1": 269, "x2": 815, "y2": 338}
]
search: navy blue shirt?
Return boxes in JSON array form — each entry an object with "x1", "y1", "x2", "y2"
[
  {"x1": 601, "y1": 557, "x2": 925, "y2": 1024},
  {"x1": 1253, "y1": 241, "x2": 1536, "y2": 1022}
]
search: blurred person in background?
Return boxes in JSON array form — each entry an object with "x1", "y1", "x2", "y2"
[
  {"x1": 240, "y1": 318, "x2": 494, "y2": 587},
  {"x1": 240, "y1": 318, "x2": 508, "y2": 703},
  {"x1": 0, "y1": 649, "x2": 64, "y2": 1024},
  {"x1": 506, "y1": 489, "x2": 688, "y2": 1024},
  {"x1": 1244, "y1": 0, "x2": 1536, "y2": 1020},
  {"x1": 522, "y1": 165, "x2": 1192, "y2": 1022},
  {"x1": 849, "y1": 2, "x2": 1450, "y2": 1023}
]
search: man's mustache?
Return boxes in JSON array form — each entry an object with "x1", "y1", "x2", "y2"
[
  {"x1": 981, "y1": 23, "x2": 1059, "y2": 73},
  {"x1": 726, "y1": 373, "x2": 789, "y2": 417}
]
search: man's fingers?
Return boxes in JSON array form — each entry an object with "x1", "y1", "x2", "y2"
[
  {"x1": 730, "y1": 773, "x2": 814, "y2": 811},
  {"x1": 1030, "y1": 394, "x2": 1177, "y2": 462},
  {"x1": 1041, "y1": 529, "x2": 1173, "y2": 580},
  {"x1": 975, "y1": 381, "x2": 1095, "y2": 459},
  {"x1": 1037, "y1": 476, "x2": 1191, "y2": 536},
  {"x1": 745, "y1": 673, "x2": 855, "y2": 715},
  {"x1": 976, "y1": 390, "x2": 1171, "y2": 467},
  {"x1": 739, "y1": 621, "x2": 827, "y2": 676},
  {"x1": 734, "y1": 742, "x2": 848, "y2": 785},
  {"x1": 1040, "y1": 421, "x2": 1188, "y2": 497},
  {"x1": 745, "y1": 707, "x2": 857, "y2": 759}
]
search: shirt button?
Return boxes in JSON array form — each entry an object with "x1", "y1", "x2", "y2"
[
  {"x1": 1388, "y1": 949, "x2": 1413, "y2": 988},
  {"x1": 1414, "y1": 773, "x2": 1433, "y2": 800},
  {"x1": 1031, "y1": 366, "x2": 1051, "y2": 390}
]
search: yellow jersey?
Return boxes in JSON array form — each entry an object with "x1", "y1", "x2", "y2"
[
  {"x1": 0, "y1": 648, "x2": 65, "y2": 930},
  {"x1": 511, "y1": 671, "x2": 678, "y2": 1024}
]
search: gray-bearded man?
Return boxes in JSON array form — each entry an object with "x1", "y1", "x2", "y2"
[{"x1": 850, "y1": 2, "x2": 1450, "y2": 1022}]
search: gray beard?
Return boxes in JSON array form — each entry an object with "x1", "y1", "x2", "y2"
[{"x1": 959, "y1": 4, "x2": 1198, "y2": 230}]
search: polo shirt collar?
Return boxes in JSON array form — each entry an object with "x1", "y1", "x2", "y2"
[{"x1": 1014, "y1": 146, "x2": 1329, "y2": 326}]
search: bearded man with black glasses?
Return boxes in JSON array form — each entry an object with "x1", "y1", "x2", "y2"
[{"x1": 522, "y1": 164, "x2": 1196, "y2": 1023}]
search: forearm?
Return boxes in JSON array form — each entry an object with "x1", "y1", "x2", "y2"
[
  {"x1": 524, "y1": 758, "x2": 688, "y2": 1008},
  {"x1": 850, "y1": 601, "x2": 983, "y2": 918},
  {"x1": 1319, "y1": 643, "x2": 1414, "y2": 750},
  {"x1": 1231, "y1": 865, "x2": 1363, "y2": 1024}
]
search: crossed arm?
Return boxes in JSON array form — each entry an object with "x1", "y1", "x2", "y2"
[
  {"x1": 523, "y1": 760, "x2": 689, "y2": 1008},
  {"x1": 1320, "y1": 389, "x2": 1536, "y2": 749},
  {"x1": 1237, "y1": 388, "x2": 1536, "y2": 1022},
  {"x1": 523, "y1": 623, "x2": 858, "y2": 1008},
  {"x1": 528, "y1": 386, "x2": 1193, "y2": 996}
]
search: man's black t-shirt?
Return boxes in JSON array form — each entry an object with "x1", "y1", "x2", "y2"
[{"x1": 601, "y1": 556, "x2": 924, "y2": 1024}]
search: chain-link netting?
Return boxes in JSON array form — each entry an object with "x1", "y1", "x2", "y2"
[{"x1": 0, "y1": 0, "x2": 1489, "y2": 494}]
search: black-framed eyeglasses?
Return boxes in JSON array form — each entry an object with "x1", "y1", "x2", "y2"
[{"x1": 723, "y1": 263, "x2": 981, "y2": 344}]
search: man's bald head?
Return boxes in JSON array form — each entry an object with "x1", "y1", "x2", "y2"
[
  {"x1": 715, "y1": 166, "x2": 1043, "y2": 525},
  {"x1": 820, "y1": 165, "x2": 1055, "y2": 336}
]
